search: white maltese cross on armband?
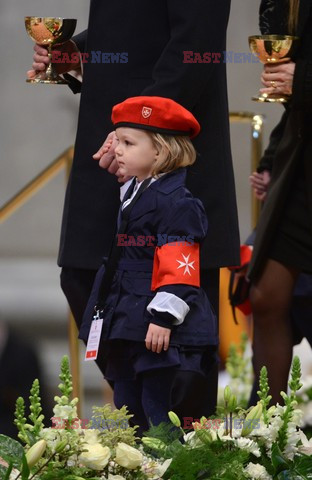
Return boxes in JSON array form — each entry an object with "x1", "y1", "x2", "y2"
[
  {"x1": 151, "y1": 243, "x2": 200, "y2": 290},
  {"x1": 176, "y1": 253, "x2": 196, "y2": 276}
]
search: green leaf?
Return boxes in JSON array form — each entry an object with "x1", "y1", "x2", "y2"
[
  {"x1": 21, "y1": 453, "x2": 30, "y2": 480},
  {"x1": 292, "y1": 453, "x2": 312, "y2": 476},
  {"x1": 26, "y1": 430, "x2": 37, "y2": 446},
  {"x1": 0, "y1": 434, "x2": 24, "y2": 469},
  {"x1": 63, "y1": 476, "x2": 89, "y2": 480},
  {"x1": 276, "y1": 472, "x2": 306, "y2": 480},
  {"x1": 288, "y1": 356, "x2": 303, "y2": 395},
  {"x1": 0, "y1": 463, "x2": 13, "y2": 480},
  {"x1": 271, "y1": 442, "x2": 290, "y2": 474}
]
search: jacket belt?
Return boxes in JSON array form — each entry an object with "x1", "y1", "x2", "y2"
[{"x1": 117, "y1": 258, "x2": 153, "y2": 272}]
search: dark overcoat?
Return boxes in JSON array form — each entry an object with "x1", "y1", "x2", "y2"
[
  {"x1": 248, "y1": 0, "x2": 312, "y2": 280},
  {"x1": 79, "y1": 168, "x2": 218, "y2": 347},
  {"x1": 57, "y1": 0, "x2": 240, "y2": 271}
]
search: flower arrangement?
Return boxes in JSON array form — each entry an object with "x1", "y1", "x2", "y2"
[
  {"x1": 0, "y1": 356, "x2": 171, "y2": 480},
  {"x1": 142, "y1": 357, "x2": 312, "y2": 479},
  {"x1": 296, "y1": 374, "x2": 312, "y2": 436},
  {"x1": 1, "y1": 350, "x2": 312, "y2": 480},
  {"x1": 219, "y1": 332, "x2": 253, "y2": 409}
]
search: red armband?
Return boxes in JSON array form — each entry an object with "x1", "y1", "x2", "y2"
[
  {"x1": 228, "y1": 245, "x2": 253, "y2": 271},
  {"x1": 151, "y1": 243, "x2": 200, "y2": 290},
  {"x1": 228, "y1": 245, "x2": 253, "y2": 317}
]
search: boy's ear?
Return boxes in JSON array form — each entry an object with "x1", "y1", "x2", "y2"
[{"x1": 155, "y1": 144, "x2": 169, "y2": 160}]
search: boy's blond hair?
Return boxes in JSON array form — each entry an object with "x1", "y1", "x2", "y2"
[{"x1": 147, "y1": 132, "x2": 196, "y2": 177}]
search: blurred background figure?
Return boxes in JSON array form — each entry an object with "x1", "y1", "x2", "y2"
[
  {"x1": 0, "y1": 319, "x2": 50, "y2": 439},
  {"x1": 248, "y1": 0, "x2": 312, "y2": 405}
]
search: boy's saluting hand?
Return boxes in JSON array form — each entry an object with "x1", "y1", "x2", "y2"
[{"x1": 145, "y1": 323, "x2": 171, "y2": 353}]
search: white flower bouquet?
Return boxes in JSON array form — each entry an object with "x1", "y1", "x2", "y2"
[
  {"x1": 1, "y1": 351, "x2": 312, "y2": 479},
  {"x1": 140, "y1": 356, "x2": 312, "y2": 479},
  {"x1": 0, "y1": 356, "x2": 171, "y2": 480}
]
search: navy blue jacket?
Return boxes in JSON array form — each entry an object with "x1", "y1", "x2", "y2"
[{"x1": 79, "y1": 169, "x2": 218, "y2": 346}]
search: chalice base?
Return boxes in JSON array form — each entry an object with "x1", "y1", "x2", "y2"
[
  {"x1": 252, "y1": 92, "x2": 289, "y2": 103},
  {"x1": 26, "y1": 76, "x2": 68, "y2": 85}
]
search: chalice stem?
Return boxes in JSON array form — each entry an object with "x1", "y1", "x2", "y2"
[{"x1": 45, "y1": 45, "x2": 54, "y2": 81}]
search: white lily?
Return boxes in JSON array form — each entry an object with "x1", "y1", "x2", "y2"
[{"x1": 298, "y1": 430, "x2": 312, "y2": 455}]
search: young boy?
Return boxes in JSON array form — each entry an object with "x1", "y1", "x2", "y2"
[{"x1": 80, "y1": 96, "x2": 218, "y2": 433}]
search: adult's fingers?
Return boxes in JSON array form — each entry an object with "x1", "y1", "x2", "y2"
[
  {"x1": 33, "y1": 53, "x2": 50, "y2": 65},
  {"x1": 27, "y1": 70, "x2": 37, "y2": 79},
  {"x1": 32, "y1": 45, "x2": 50, "y2": 71},
  {"x1": 93, "y1": 144, "x2": 110, "y2": 160},
  {"x1": 255, "y1": 191, "x2": 267, "y2": 201},
  {"x1": 33, "y1": 49, "x2": 50, "y2": 63},
  {"x1": 259, "y1": 85, "x2": 292, "y2": 95},
  {"x1": 261, "y1": 68, "x2": 293, "y2": 95},
  {"x1": 98, "y1": 154, "x2": 118, "y2": 172},
  {"x1": 250, "y1": 177, "x2": 266, "y2": 189},
  {"x1": 93, "y1": 132, "x2": 116, "y2": 161},
  {"x1": 34, "y1": 44, "x2": 49, "y2": 56},
  {"x1": 107, "y1": 157, "x2": 119, "y2": 174},
  {"x1": 32, "y1": 62, "x2": 47, "y2": 72},
  {"x1": 250, "y1": 173, "x2": 265, "y2": 186},
  {"x1": 117, "y1": 173, "x2": 132, "y2": 183},
  {"x1": 96, "y1": 149, "x2": 114, "y2": 169}
]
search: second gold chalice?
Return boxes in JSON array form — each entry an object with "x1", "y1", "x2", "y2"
[
  {"x1": 248, "y1": 34, "x2": 299, "y2": 103},
  {"x1": 25, "y1": 17, "x2": 77, "y2": 84}
]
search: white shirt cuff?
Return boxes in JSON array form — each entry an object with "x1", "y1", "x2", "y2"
[
  {"x1": 147, "y1": 292, "x2": 190, "y2": 325},
  {"x1": 66, "y1": 69, "x2": 83, "y2": 83},
  {"x1": 64, "y1": 43, "x2": 84, "y2": 81}
]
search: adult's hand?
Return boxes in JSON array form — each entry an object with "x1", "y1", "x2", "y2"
[
  {"x1": 93, "y1": 132, "x2": 131, "y2": 183},
  {"x1": 249, "y1": 170, "x2": 271, "y2": 201},
  {"x1": 260, "y1": 61, "x2": 295, "y2": 96},
  {"x1": 27, "y1": 40, "x2": 81, "y2": 80}
]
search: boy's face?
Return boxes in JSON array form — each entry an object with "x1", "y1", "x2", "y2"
[{"x1": 115, "y1": 127, "x2": 158, "y2": 181}]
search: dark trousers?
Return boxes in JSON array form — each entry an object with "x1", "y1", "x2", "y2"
[
  {"x1": 114, "y1": 368, "x2": 176, "y2": 435},
  {"x1": 60, "y1": 266, "x2": 219, "y2": 419}
]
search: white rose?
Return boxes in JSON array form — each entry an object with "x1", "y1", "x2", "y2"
[
  {"x1": 114, "y1": 442, "x2": 143, "y2": 469},
  {"x1": 245, "y1": 462, "x2": 272, "y2": 480},
  {"x1": 108, "y1": 475, "x2": 126, "y2": 480},
  {"x1": 79, "y1": 443, "x2": 111, "y2": 470},
  {"x1": 234, "y1": 438, "x2": 261, "y2": 458}
]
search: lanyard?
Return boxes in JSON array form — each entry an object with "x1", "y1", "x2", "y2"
[{"x1": 95, "y1": 177, "x2": 152, "y2": 309}]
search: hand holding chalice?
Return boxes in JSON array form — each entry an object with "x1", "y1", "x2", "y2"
[
  {"x1": 25, "y1": 17, "x2": 77, "y2": 84},
  {"x1": 248, "y1": 34, "x2": 299, "y2": 103}
]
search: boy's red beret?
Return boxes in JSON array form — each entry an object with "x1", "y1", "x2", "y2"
[{"x1": 111, "y1": 96, "x2": 200, "y2": 138}]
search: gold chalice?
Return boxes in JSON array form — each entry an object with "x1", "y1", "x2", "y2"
[
  {"x1": 25, "y1": 17, "x2": 77, "y2": 84},
  {"x1": 248, "y1": 34, "x2": 299, "y2": 103}
]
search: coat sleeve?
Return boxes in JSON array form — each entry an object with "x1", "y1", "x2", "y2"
[
  {"x1": 71, "y1": 30, "x2": 88, "y2": 53},
  {"x1": 257, "y1": 111, "x2": 288, "y2": 173},
  {"x1": 259, "y1": 0, "x2": 288, "y2": 35},
  {"x1": 140, "y1": 0, "x2": 230, "y2": 109},
  {"x1": 63, "y1": 30, "x2": 88, "y2": 94},
  {"x1": 147, "y1": 194, "x2": 208, "y2": 328},
  {"x1": 292, "y1": 59, "x2": 312, "y2": 113}
]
